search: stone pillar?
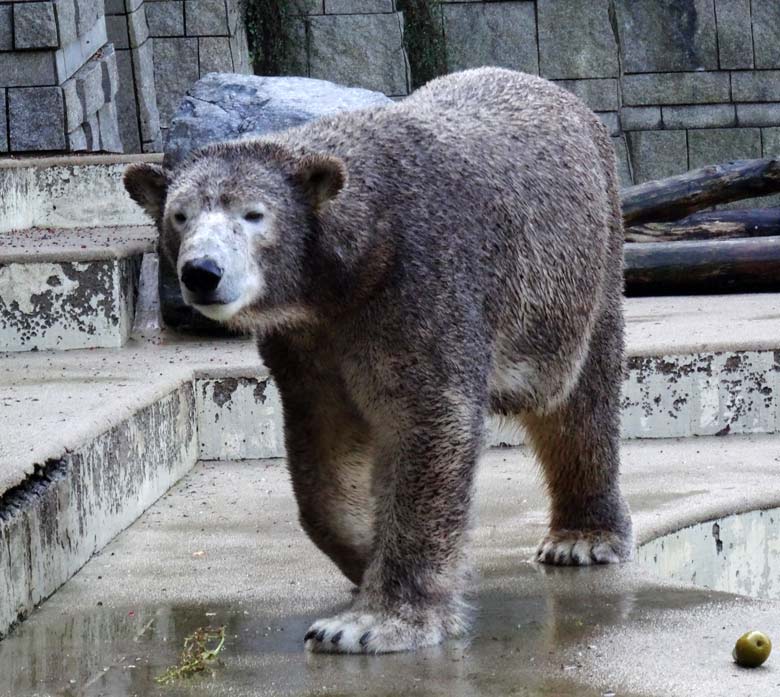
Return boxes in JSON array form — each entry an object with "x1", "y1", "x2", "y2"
[
  {"x1": 105, "y1": 0, "x2": 163, "y2": 152},
  {"x1": 0, "y1": 0, "x2": 123, "y2": 153}
]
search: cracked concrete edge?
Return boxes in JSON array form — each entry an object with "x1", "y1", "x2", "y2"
[
  {"x1": 0, "y1": 226, "x2": 157, "y2": 264},
  {"x1": 196, "y1": 346, "x2": 780, "y2": 458},
  {"x1": 0, "y1": 153, "x2": 163, "y2": 171},
  {"x1": 0, "y1": 383, "x2": 197, "y2": 639}
]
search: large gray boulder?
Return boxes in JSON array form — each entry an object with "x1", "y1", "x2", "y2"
[
  {"x1": 164, "y1": 72, "x2": 393, "y2": 169},
  {"x1": 160, "y1": 73, "x2": 393, "y2": 332}
]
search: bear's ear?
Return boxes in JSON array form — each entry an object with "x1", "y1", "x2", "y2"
[
  {"x1": 123, "y1": 162, "x2": 169, "y2": 224},
  {"x1": 293, "y1": 154, "x2": 347, "y2": 210}
]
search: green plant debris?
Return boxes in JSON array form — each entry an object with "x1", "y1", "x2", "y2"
[{"x1": 154, "y1": 626, "x2": 227, "y2": 685}]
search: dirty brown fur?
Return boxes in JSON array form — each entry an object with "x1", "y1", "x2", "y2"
[{"x1": 124, "y1": 67, "x2": 633, "y2": 655}]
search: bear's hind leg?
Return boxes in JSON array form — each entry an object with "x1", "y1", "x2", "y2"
[{"x1": 520, "y1": 303, "x2": 634, "y2": 565}]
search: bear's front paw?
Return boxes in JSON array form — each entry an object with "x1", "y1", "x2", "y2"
[
  {"x1": 536, "y1": 528, "x2": 634, "y2": 566},
  {"x1": 304, "y1": 602, "x2": 466, "y2": 654}
]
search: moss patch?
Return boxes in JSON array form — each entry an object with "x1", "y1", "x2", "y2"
[
  {"x1": 396, "y1": 0, "x2": 447, "y2": 90},
  {"x1": 243, "y1": 0, "x2": 304, "y2": 76}
]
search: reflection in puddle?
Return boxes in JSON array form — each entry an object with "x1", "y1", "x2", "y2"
[
  {"x1": 0, "y1": 564, "x2": 669, "y2": 697},
  {"x1": 638, "y1": 506, "x2": 780, "y2": 599}
]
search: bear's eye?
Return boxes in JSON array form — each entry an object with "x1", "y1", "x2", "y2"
[
  {"x1": 244, "y1": 211, "x2": 264, "y2": 222},
  {"x1": 173, "y1": 212, "x2": 187, "y2": 224}
]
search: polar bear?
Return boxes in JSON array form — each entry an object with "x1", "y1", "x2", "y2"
[{"x1": 124, "y1": 67, "x2": 633, "y2": 654}]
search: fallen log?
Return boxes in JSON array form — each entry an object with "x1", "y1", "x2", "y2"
[
  {"x1": 624, "y1": 235, "x2": 780, "y2": 296},
  {"x1": 625, "y1": 207, "x2": 780, "y2": 243},
  {"x1": 620, "y1": 159, "x2": 780, "y2": 227}
]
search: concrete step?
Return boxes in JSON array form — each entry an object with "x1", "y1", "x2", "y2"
[
  {"x1": 3, "y1": 436, "x2": 780, "y2": 697},
  {"x1": 0, "y1": 333, "x2": 264, "y2": 638},
  {"x1": 1, "y1": 292, "x2": 780, "y2": 641},
  {"x1": 0, "y1": 226, "x2": 156, "y2": 351},
  {"x1": 0, "y1": 154, "x2": 155, "y2": 235}
]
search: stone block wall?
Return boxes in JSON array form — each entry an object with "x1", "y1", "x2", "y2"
[
  {"x1": 105, "y1": 0, "x2": 162, "y2": 152},
  {"x1": 145, "y1": 0, "x2": 252, "y2": 142},
  {"x1": 288, "y1": 0, "x2": 410, "y2": 97},
  {"x1": 286, "y1": 0, "x2": 780, "y2": 187},
  {"x1": 0, "y1": 0, "x2": 123, "y2": 152},
  {"x1": 0, "y1": 0, "x2": 250, "y2": 153}
]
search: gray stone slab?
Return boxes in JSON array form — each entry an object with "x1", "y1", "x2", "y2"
[
  {"x1": 291, "y1": 0, "x2": 323, "y2": 12},
  {"x1": 83, "y1": 111, "x2": 101, "y2": 149},
  {"x1": 622, "y1": 72, "x2": 730, "y2": 106},
  {"x1": 615, "y1": 0, "x2": 718, "y2": 73},
  {"x1": 198, "y1": 36, "x2": 233, "y2": 73},
  {"x1": 736, "y1": 103, "x2": 780, "y2": 128},
  {"x1": 229, "y1": 23, "x2": 252, "y2": 74},
  {"x1": 106, "y1": 14, "x2": 130, "y2": 50},
  {"x1": 13, "y1": 1, "x2": 58, "y2": 49},
  {"x1": 54, "y1": 0, "x2": 78, "y2": 47},
  {"x1": 67, "y1": 124, "x2": 89, "y2": 150},
  {"x1": 114, "y1": 49, "x2": 142, "y2": 152},
  {"x1": 8, "y1": 87, "x2": 66, "y2": 151},
  {"x1": 732, "y1": 71, "x2": 780, "y2": 103},
  {"x1": 325, "y1": 0, "x2": 392, "y2": 11},
  {"x1": 612, "y1": 134, "x2": 632, "y2": 187},
  {"x1": 75, "y1": 0, "x2": 102, "y2": 35},
  {"x1": 0, "y1": 51, "x2": 58, "y2": 88},
  {"x1": 153, "y1": 37, "x2": 200, "y2": 128},
  {"x1": 76, "y1": 56, "x2": 107, "y2": 121},
  {"x1": 714, "y1": 0, "x2": 753, "y2": 69},
  {"x1": 132, "y1": 39, "x2": 162, "y2": 143},
  {"x1": 308, "y1": 13, "x2": 409, "y2": 95},
  {"x1": 145, "y1": 0, "x2": 184, "y2": 35},
  {"x1": 55, "y1": 16, "x2": 108, "y2": 82},
  {"x1": 127, "y1": 5, "x2": 150, "y2": 47},
  {"x1": 662, "y1": 104, "x2": 736, "y2": 129},
  {"x1": 443, "y1": 2, "x2": 538, "y2": 75},
  {"x1": 552, "y1": 78, "x2": 618, "y2": 112},
  {"x1": 688, "y1": 128, "x2": 761, "y2": 170},
  {"x1": 101, "y1": 43, "x2": 120, "y2": 100},
  {"x1": 627, "y1": 130, "x2": 688, "y2": 184},
  {"x1": 184, "y1": 0, "x2": 229, "y2": 35},
  {"x1": 752, "y1": 0, "x2": 780, "y2": 69},
  {"x1": 98, "y1": 100, "x2": 124, "y2": 152},
  {"x1": 0, "y1": 6, "x2": 12, "y2": 50},
  {"x1": 597, "y1": 111, "x2": 619, "y2": 136},
  {"x1": 61, "y1": 74, "x2": 84, "y2": 131},
  {"x1": 537, "y1": 0, "x2": 617, "y2": 79},
  {"x1": 762, "y1": 127, "x2": 780, "y2": 158},
  {"x1": 0, "y1": 91, "x2": 7, "y2": 152},
  {"x1": 104, "y1": 0, "x2": 124, "y2": 13},
  {"x1": 620, "y1": 106, "x2": 662, "y2": 131}
]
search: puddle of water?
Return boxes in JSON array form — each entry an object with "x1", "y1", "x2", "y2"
[
  {"x1": 0, "y1": 564, "x2": 665, "y2": 697},
  {"x1": 638, "y1": 506, "x2": 780, "y2": 599}
]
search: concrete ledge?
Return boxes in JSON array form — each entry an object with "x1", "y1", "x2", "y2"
[
  {"x1": 0, "y1": 158, "x2": 157, "y2": 233},
  {"x1": 0, "y1": 384, "x2": 197, "y2": 639}
]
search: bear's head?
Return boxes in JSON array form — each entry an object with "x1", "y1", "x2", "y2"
[{"x1": 123, "y1": 140, "x2": 346, "y2": 329}]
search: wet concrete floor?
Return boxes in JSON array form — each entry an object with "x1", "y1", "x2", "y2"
[{"x1": 4, "y1": 437, "x2": 780, "y2": 697}]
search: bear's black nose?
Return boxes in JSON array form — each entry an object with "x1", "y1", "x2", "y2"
[{"x1": 181, "y1": 258, "x2": 223, "y2": 294}]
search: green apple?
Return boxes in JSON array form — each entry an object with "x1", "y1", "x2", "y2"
[{"x1": 733, "y1": 631, "x2": 772, "y2": 668}]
